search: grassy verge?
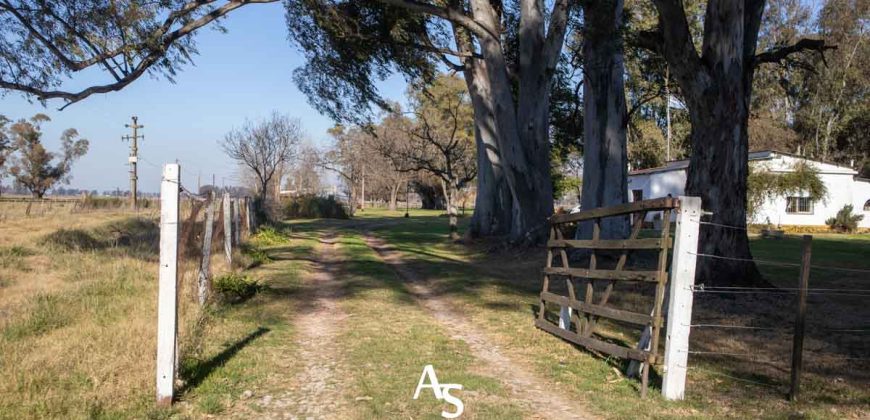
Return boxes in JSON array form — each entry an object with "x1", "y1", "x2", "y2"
[{"x1": 354, "y1": 208, "x2": 869, "y2": 419}]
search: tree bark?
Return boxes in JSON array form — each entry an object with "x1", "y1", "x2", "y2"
[
  {"x1": 389, "y1": 181, "x2": 401, "y2": 211},
  {"x1": 577, "y1": 0, "x2": 630, "y2": 242},
  {"x1": 457, "y1": 36, "x2": 513, "y2": 237},
  {"x1": 650, "y1": 0, "x2": 766, "y2": 286},
  {"x1": 440, "y1": 178, "x2": 460, "y2": 240},
  {"x1": 469, "y1": 0, "x2": 557, "y2": 244}
]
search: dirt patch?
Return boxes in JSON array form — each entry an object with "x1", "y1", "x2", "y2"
[
  {"x1": 228, "y1": 234, "x2": 351, "y2": 419},
  {"x1": 363, "y1": 233, "x2": 597, "y2": 420}
]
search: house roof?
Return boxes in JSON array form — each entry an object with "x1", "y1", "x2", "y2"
[{"x1": 628, "y1": 150, "x2": 858, "y2": 176}]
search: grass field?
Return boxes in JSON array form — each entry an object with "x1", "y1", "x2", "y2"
[{"x1": 1, "y1": 206, "x2": 866, "y2": 419}]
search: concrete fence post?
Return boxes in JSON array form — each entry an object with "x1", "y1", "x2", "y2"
[
  {"x1": 662, "y1": 195, "x2": 701, "y2": 400},
  {"x1": 156, "y1": 164, "x2": 180, "y2": 406}
]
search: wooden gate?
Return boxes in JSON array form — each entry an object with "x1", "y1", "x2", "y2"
[{"x1": 535, "y1": 197, "x2": 680, "y2": 396}]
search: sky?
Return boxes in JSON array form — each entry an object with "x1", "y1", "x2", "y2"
[{"x1": 0, "y1": 2, "x2": 407, "y2": 194}]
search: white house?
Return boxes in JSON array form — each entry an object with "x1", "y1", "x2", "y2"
[{"x1": 627, "y1": 151, "x2": 870, "y2": 228}]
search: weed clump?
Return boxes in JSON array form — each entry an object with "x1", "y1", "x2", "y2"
[
  {"x1": 41, "y1": 228, "x2": 103, "y2": 251},
  {"x1": 283, "y1": 194, "x2": 348, "y2": 219},
  {"x1": 213, "y1": 273, "x2": 261, "y2": 303},
  {"x1": 251, "y1": 226, "x2": 286, "y2": 246},
  {"x1": 3, "y1": 293, "x2": 70, "y2": 340}
]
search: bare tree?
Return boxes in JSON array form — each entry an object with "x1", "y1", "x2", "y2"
[
  {"x1": 222, "y1": 112, "x2": 302, "y2": 206},
  {"x1": 376, "y1": 75, "x2": 477, "y2": 239}
]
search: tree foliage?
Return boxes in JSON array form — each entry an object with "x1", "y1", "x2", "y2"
[{"x1": 3, "y1": 113, "x2": 89, "y2": 198}]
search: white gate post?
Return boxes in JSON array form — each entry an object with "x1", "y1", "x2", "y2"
[
  {"x1": 156, "y1": 163, "x2": 180, "y2": 406},
  {"x1": 223, "y1": 193, "x2": 232, "y2": 265},
  {"x1": 662, "y1": 195, "x2": 701, "y2": 400}
]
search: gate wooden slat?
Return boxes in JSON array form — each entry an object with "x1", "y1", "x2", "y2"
[
  {"x1": 544, "y1": 267, "x2": 662, "y2": 282},
  {"x1": 549, "y1": 196, "x2": 678, "y2": 224},
  {"x1": 548, "y1": 238, "x2": 668, "y2": 250},
  {"x1": 535, "y1": 319, "x2": 650, "y2": 361},
  {"x1": 541, "y1": 291, "x2": 654, "y2": 326}
]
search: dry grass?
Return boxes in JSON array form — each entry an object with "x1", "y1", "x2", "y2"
[{"x1": 0, "y1": 204, "x2": 237, "y2": 418}]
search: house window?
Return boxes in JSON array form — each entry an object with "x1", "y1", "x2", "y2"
[
  {"x1": 864, "y1": 199, "x2": 870, "y2": 211},
  {"x1": 632, "y1": 189, "x2": 643, "y2": 202},
  {"x1": 786, "y1": 197, "x2": 813, "y2": 214}
]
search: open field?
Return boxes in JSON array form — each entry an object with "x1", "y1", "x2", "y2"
[{"x1": 1, "y1": 207, "x2": 867, "y2": 419}]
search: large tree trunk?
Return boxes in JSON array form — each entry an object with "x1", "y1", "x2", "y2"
[
  {"x1": 470, "y1": 0, "x2": 556, "y2": 244},
  {"x1": 685, "y1": 99, "x2": 762, "y2": 286},
  {"x1": 577, "y1": 0, "x2": 630, "y2": 242},
  {"x1": 459, "y1": 46, "x2": 513, "y2": 237},
  {"x1": 651, "y1": 0, "x2": 766, "y2": 286}
]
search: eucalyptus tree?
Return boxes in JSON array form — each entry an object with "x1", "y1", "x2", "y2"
[
  {"x1": 5, "y1": 114, "x2": 89, "y2": 198},
  {"x1": 636, "y1": 0, "x2": 834, "y2": 285},
  {"x1": 286, "y1": 0, "x2": 576, "y2": 244}
]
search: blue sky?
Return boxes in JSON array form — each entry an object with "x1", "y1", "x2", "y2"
[{"x1": 0, "y1": 2, "x2": 407, "y2": 194}]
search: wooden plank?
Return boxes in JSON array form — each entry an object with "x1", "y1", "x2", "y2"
[
  {"x1": 156, "y1": 164, "x2": 180, "y2": 407},
  {"x1": 550, "y1": 197, "x2": 679, "y2": 224},
  {"x1": 662, "y1": 196, "x2": 701, "y2": 401},
  {"x1": 197, "y1": 192, "x2": 215, "y2": 306},
  {"x1": 541, "y1": 291, "x2": 654, "y2": 326},
  {"x1": 548, "y1": 238, "x2": 668, "y2": 250},
  {"x1": 535, "y1": 319, "x2": 649, "y2": 361},
  {"x1": 223, "y1": 193, "x2": 232, "y2": 265},
  {"x1": 544, "y1": 267, "x2": 662, "y2": 282},
  {"x1": 790, "y1": 235, "x2": 812, "y2": 402}
]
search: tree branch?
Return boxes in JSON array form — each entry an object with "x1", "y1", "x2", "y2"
[
  {"x1": 0, "y1": 0, "x2": 279, "y2": 108},
  {"x1": 754, "y1": 38, "x2": 837, "y2": 66}
]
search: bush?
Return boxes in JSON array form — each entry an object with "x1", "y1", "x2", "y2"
[
  {"x1": 251, "y1": 226, "x2": 286, "y2": 246},
  {"x1": 283, "y1": 194, "x2": 348, "y2": 219},
  {"x1": 826, "y1": 205, "x2": 864, "y2": 233},
  {"x1": 213, "y1": 273, "x2": 260, "y2": 303}
]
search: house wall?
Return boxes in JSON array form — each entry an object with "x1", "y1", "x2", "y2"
[
  {"x1": 627, "y1": 170, "x2": 685, "y2": 222},
  {"x1": 626, "y1": 153, "x2": 870, "y2": 227}
]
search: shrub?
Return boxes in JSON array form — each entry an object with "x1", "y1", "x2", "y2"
[
  {"x1": 213, "y1": 273, "x2": 260, "y2": 303},
  {"x1": 825, "y1": 204, "x2": 864, "y2": 233},
  {"x1": 41, "y1": 228, "x2": 103, "y2": 251},
  {"x1": 283, "y1": 194, "x2": 348, "y2": 219},
  {"x1": 251, "y1": 226, "x2": 286, "y2": 246}
]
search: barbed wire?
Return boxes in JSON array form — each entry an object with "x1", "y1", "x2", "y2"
[
  {"x1": 682, "y1": 349, "x2": 789, "y2": 365},
  {"x1": 689, "y1": 251, "x2": 870, "y2": 274},
  {"x1": 688, "y1": 366, "x2": 783, "y2": 389},
  {"x1": 699, "y1": 220, "x2": 748, "y2": 231},
  {"x1": 687, "y1": 323, "x2": 790, "y2": 332}
]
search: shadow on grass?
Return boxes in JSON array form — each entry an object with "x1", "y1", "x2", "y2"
[{"x1": 179, "y1": 326, "x2": 270, "y2": 396}]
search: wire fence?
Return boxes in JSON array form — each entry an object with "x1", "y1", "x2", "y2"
[
  {"x1": 155, "y1": 162, "x2": 259, "y2": 406},
  {"x1": 684, "y1": 221, "x2": 869, "y2": 399}
]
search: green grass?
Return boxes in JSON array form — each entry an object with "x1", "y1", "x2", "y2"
[{"x1": 339, "y1": 207, "x2": 870, "y2": 419}]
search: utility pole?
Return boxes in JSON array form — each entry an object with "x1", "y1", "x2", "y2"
[{"x1": 122, "y1": 116, "x2": 144, "y2": 210}]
